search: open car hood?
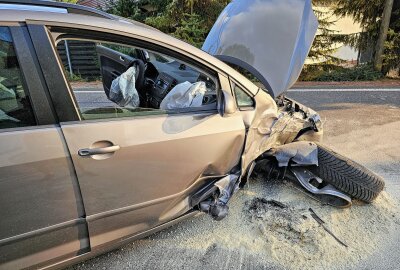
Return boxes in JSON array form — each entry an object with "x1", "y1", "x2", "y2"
[{"x1": 202, "y1": 0, "x2": 318, "y2": 97}]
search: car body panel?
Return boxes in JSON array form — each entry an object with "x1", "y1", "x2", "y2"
[
  {"x1": 0, "y1": 126, "x2": 88, "y2": 269},
  {"x1": 60, "y1": 111, "x2": 245, "y2": 248},
  {"x1": 46, "y1": 210, "x2": 199, "y2": 270},
  {"x1": 240, "y1": 89, "x2": 279, "y2": 172},
  {"x1": 32, "y1": 20, "x2": 248, "y2": 251},
  {"x1": 87, "y1": 198, "x2": 190, "y2": 248},
  {"x1": 202, "y1": 0, "x2": 318, "y2": 97}
]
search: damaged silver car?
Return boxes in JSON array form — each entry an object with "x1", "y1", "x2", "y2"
[
  {"x1": 203, "y1": 0, "x2": 384, "y2": 209},
  {"x1": 0, "y1": 0, "x2": 384, "y2": 269}
]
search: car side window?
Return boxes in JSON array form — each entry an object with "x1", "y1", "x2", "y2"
[
  {"x1": 232, "y1": 82, "x2": 255, "y2": 108},
  {"x1": 55, "y1": 38, "x2": 218, "y2": 121},
  {"x1": 0, "y1": 27, "x2": 36, "y2": 129}
]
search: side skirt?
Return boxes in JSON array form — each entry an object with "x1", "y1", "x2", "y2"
[{"x1": 43, "y1": 210, "x2": 200, "y2": 270}]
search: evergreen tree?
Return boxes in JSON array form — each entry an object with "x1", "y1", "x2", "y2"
[
  {"x1": 104, "y1": 0, "x2": 169, "y2": 22},
  {"x1": 300, "y1": 1, "x2": 348, "y2": 80},
  {"x1": 333, "y1": 0, "x2": 400, "y2": 74},
  {"x1": 308, "y1": 5, "x2": 345, "y2": 64},
  {"x1": 105, "y1": 0, "x2": 229, "y2": 48}
]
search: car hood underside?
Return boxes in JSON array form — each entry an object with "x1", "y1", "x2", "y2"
[{"x1": 202, "y1": 0, "x2": 318, "y2": 97}]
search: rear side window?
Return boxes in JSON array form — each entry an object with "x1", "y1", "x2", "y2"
[{"x1": 0, "y1": 27, "x2": 36, "y2": 129}]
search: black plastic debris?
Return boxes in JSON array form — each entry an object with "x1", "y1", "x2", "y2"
[
  {"x1": 309, "y1": 208, "x2": 348, "y2": 247},
  {"x1": 198, "y1": 174, "x2": 240, "y2": 221}
]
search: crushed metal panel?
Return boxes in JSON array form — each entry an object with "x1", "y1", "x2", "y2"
[
  {"x1": 202, "y1": 0, "x2": 318, "y2": 97},
  {"x1": 240, "y1": 90, "x2": 279, "y2": 173},
  {"x1": 241, "y1": 91, "x2": 323, "y2": 174},
  {"x1": 291, "y1": 168, "x2": 352, "y2": 208},
  {"x1": 214, "y1": 174, "x2": 240, "y2": 204},
  {"x1": 199, "y1": 174, "x2": 240, "y2": 220},
  {"x1": 266, "y1": 141, "x2": 318, "y2": 167}
]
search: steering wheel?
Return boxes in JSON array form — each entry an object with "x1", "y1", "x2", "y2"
[{"x1": 129, "y1": 59, "x2": 145, "y2": 91}]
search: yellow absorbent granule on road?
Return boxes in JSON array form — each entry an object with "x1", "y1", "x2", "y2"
[{"x1": 169, "y1": 177, "x2": 400, "y2": 270}]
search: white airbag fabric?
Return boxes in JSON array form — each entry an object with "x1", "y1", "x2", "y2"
[
  {"x1": 160, "y1": 81, "x2": 206, "y2": 110},
  {"x1": 109, "y1": 66, "x2": 140, "y2": 108}
]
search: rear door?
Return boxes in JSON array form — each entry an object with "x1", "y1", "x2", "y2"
[
  {"x1": 0, "y1": 25, "x2": 88, "y2": 269},
  {"x1": 38, "y1": 26, "x2": 246, "y2": 250}
]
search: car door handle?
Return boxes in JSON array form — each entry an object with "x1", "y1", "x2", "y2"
[{"x1": 78, "y1": 145, "x2": 120, "y2": 157}]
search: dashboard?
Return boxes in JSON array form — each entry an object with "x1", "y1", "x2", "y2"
[{"x1": 143, "y1": 61, "x2": 217, "y2": 109}]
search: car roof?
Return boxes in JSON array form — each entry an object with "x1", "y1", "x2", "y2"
[
  {"x1": 0, "y1": 0, "x2": 259, "y2": 95},
  {"x1": 0, "y1": 0, "x2": 115, "y2": 18},
  {"x1": 0, "y1": 0, "x2": 158, "y2": 30}
]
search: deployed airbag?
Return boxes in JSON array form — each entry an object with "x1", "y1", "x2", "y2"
[
  {"x1": 160, "y1": 81, "x2": 206, "y2": 110},
  {"x1": 109, "y1": 66, "x2": 140, "y2": 108}
]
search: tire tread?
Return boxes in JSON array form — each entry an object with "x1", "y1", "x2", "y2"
[{"x1": 310, "y1": 144, "x2": 385, "y2": 203}]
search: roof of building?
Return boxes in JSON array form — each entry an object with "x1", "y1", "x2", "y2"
[{"x1": 77, "y1": 0, "x2": 109, "y2": 10}]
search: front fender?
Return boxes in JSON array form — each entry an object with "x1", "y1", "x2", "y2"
[{"x1": 241, "y1": 90, "x2": 323, "y2": 176}]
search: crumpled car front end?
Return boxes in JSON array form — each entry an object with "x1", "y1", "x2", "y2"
[
  {"x1": 240, "y1": 90, "x2": 323, "y2": 174},
  {"x1": 197, "y1": 0, "x2": 384, "y2": 218}
]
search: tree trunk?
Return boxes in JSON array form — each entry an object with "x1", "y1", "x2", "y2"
[{"x1": 374, "y1": 0, "x2": 394, "y2": 72}]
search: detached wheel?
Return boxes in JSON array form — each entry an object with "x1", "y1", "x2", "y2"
[{"x1": 310, "y1": 144, "x2": 385, "y2": 203}]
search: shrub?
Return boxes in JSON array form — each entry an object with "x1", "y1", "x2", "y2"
[{"x1": 315, "y1": 64, "x2": 383, "y2": 81}]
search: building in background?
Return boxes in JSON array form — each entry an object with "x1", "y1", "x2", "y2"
[{"x1": 77, "y1": 0, "x2": 109, "y2": 9}]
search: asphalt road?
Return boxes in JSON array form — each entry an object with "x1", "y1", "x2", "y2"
[
  {"x1": 71, "y1": 89, "x2": 400, "y2": 270},
  {"x1": 287, "y1": 88, "x2": 400, "y2": 110}
]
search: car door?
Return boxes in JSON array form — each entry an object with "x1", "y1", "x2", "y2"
[
  {"x1": 96, "y1": 45, "x2": 137, "y2": 98},
  {"x1": 0, "y1": 26, "x2": 88, "y2": 269},
  {"x1": 36, "y1": 26, "x2": 246, "y2": 249}
]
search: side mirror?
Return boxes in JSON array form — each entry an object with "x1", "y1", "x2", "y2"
[
  {"x1": 218, "y1": 74, "x2": 237, "y2": 116},
  {"x1": 220, "y1": 88, "x2": 237, "y2": 116}
]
